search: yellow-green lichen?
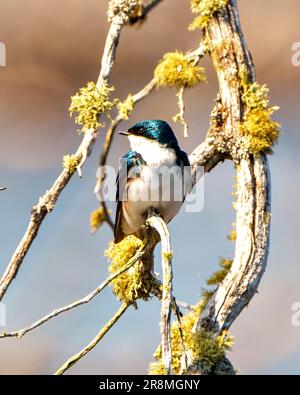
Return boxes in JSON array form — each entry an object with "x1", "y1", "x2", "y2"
[
  {"x1": 107, "y1": 0, "x2": 143, "y2": 23},
  {"x1": 116, "y1": 94, "x2": 135, "y2": 120},
  {"x1": 148, "y1": 361, "x2": 168, "y2": 375},
  {"x1": 150, "y1": 301, "x2": 233, "y2": 374},
  {"x1": 239, "y1": 68, "x2": 280, "y2": 153},
  {"x1": 69, "y1": 81, "x2": 115, "y2": 133},
  {"x1": 105, "y1": 235, "x2": 154, "y2": 305},
  {"x1": 206, "y1": 258, "x2": 232, "y2": 286},
  {"x1": 62, "y1": 154, "x2": 79, "y2": 173},
  {"x1": 265, "y1": 211, "x2": 271, "y2": 225},
  {"x1": 189, "y1": 0, "x2": 228, "y2": 30},
  {"x1": 90, "y1": 207, "x2": 109, "y2": 233},
  {"x1": 227, "y1": 223, "x2": 237, "y2": 242},
  {"x1": 163, "y1": 251, "x2": 173, "y2": 262},
  {"x1": 149, "y1": 237, "x2": 235, "y2": 374},
  {"x1": 154, "y1": 51, "x2": 207, "y2": 89}
]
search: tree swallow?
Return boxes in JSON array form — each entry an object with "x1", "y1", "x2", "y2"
[{"x1": 114, "y1": 120, "x2": 191, "y2": 243}]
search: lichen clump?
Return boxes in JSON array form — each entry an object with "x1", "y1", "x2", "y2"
[
  {"x1": 62, "y1": 154, "x2": 78, "y2": 173},
  {"x1": 240, "y1": 69, "x2": 280, "y2": 153},
  {"x1": 163, "y1": 251, "x2": 173, "y2": 262},
  {"x1": 90, "y1": 207, "x2": 108, "y2": 233},
  {"x1": 189, "y1": 0, "x2": 228, "y2": 30},
  {"x1": 206, "y1": 258, "x2": 232, "y2": 286},
  {"x1": 107, "y1": 0, "x2": 142, "y2": 23},
  {"x1": 105, "y1": 235, "x2": 154, "y2": 305},
  {"x1": 149, "y1": 302, "x2": 233, "y2": 375},
  {"x1": 117, "y1": 94, "x2": 135, "y2": 120},
  {"x1": 154, "y1": 51, "x2": 207, "y2": 89},
  {"x1": 69, "y1": 81, "x2": 115, "y2": 133},
  {"x1": 148, "y1": 361, "x2": 168, "y2": 375},
  {"x1": 227, "y1": 223, "x2": 237, "y2": 241}
]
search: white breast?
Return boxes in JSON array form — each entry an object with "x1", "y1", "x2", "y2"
[
  {"x1": 120, "y1": 135, "x2": 191, "y2": 236},
  {"x1": 128, "y1": 135, "x2": 177, "y2": 166}
]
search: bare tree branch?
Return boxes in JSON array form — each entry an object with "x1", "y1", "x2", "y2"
[
  {"x1": 54, "y1": 302, "x2": 128, "y2": 375},
  {"x1": 195, "y1": 0, "x2": 271, "y2": 333},
  {"x1": 180, "y1": 0, "x2": 272, "y2": 374},
  {"x1": 129, "y1": 0, "x2": 163, "y2": 24},
  {"x1": 0, "y1": 242, "x2": 147, "y2": 339},
  {"x1": 0, "y1": 0, "x2": 161, "y2": 303},
  {"x1": 147, "y1": 214, "x2": 173, "y2": 374}
]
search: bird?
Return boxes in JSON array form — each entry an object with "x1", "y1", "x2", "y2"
[{"x1": 114, "y1": 120, "x2": 192, "y2": 243}]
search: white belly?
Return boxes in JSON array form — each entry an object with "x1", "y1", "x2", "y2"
[{"x1": 121, "y1": 164, "x2": 191, "y2": 235}]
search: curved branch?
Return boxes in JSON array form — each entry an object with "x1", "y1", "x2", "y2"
[
  {"x1": 54, "y1": 302, "x2": 128, "y2": 375},
  {"x1": 187, "y1": 0, "x2": 272, "y2": 372},
  {"x1": 198, "y1": 155, "x2": 271, "y2": 333}
]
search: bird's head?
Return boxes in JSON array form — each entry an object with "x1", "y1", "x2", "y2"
[{"x1": 119, "y1": 120, "x2": 178, "y2": 149}]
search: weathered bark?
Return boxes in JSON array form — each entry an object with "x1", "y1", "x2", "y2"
[{"x1": 187, "y1": 0, "x2": 271, "y2": 374}]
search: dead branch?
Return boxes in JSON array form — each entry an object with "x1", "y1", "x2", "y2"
[
  {"x1": 54, "y1": 302, "x2": 128, "y2": 375},
  {"x1": 182, "y1": 0, "x2": 272, "y2": 374},
  {"x1": 0, "y1": 242, "x2": 147, "y2": 339},
  {"x1": 130, "y1": 0, "x2": 163, "y2": 24},
  {"x1": 146, "y1": 214, "x2": 173, "y2": 374},
  {"x1": 195, "y1": 0, "x2": 271, "y2": 334},
  {"x1": 0, "y1": 0, "x2": 161, "y2": 303}
]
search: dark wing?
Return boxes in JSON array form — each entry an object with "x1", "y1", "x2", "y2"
[
  {"x1": 114, "y1": 151, "x2": 145, "y2": 243},
  {"x1": 177, "y1": 149, "x2": 191, "y2": 201}
]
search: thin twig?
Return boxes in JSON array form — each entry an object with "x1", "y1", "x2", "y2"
[
  {"x1": 172, "y1": 297, "x2": 188, "y2": 371},
  {"x1": 99, "y1": 189, "x2": 115, "y2": 231},
  {"x1": 174, "y1": 87, "x2": 188, "y2": 138},
  {"x1": 54, "y1": 302, "x2": 128, "y2": 375},
  {"x1": 129, "y1": 0, "x2": 163, "y2": 24},
  {"x1": 0, "y1": 242, "x2": 146, "y2": 339},
  {"x1": 146, "y1": 214, "x2": 173, "y2": 375}
]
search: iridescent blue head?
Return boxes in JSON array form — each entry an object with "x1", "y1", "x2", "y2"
[{"x1": 119, "y1": 120, "x2": 179, "y2": 148}]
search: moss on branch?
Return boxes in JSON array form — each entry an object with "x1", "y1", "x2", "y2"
[
  {"x1": 62, "y1": 154, "x2": 79, "y2": 173},
  {"x1": 149, "y1": 301, "x2": 233, "y2": 375},
  {"x1": 107, "y1": 0, "x2": 143, "y2": 23},
  {"x1": 239, "y1": 68, "x2": 280, "y2": 153},
  {"x1": 154, "y1": 51, "x2": 207, "y2": 89},
  {"x1": 189, "y1": 0, "x2": 228, "y2": 30},
  {"x1": 105, "y1": 236, "x2": 155, "y2": 306},
  {"x1": 90, "y1": 207, "x2": 110, "y2": 233},
  {"x1": 116, "y1": 94, "x2": 135, "y2": 120},
  {"x1": 69, "y1": 81, "x2": 115, "y2": 133}
]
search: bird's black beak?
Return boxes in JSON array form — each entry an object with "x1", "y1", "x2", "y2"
[{"x1": 118, "y1": 131, "x2": 130, "y2": 136}]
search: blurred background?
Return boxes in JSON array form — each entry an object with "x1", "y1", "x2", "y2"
[{"x1": 0, "y1": 0, "x2": 299, "y2": 374}]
